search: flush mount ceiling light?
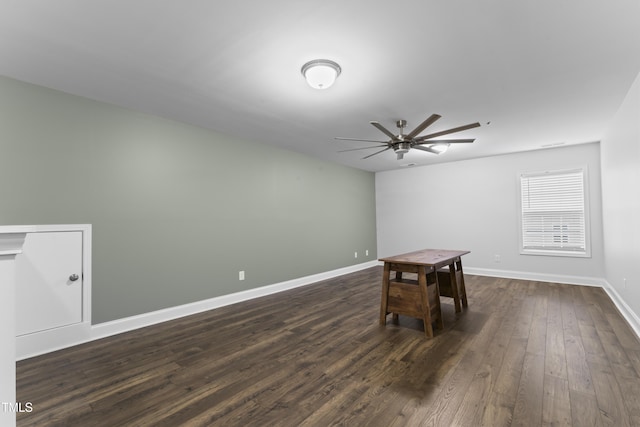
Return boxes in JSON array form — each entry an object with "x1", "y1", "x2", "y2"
[{"x1": 301, "y1": 59, "x2": 341, "y2": 90}]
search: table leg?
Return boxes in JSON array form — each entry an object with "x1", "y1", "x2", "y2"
[
  {"x1": 457, "y1": 258, "x2": 468, "y2": 308},
  {"x1": 418, "y1": 266, "x2": 434, "y2": 338},
  {"x1": 433, "y1": 269, "x2": 444, "y2": 330},
  {"x1": 449, "y1": 260, "x2": 462, "y2": 313},
  {"x1": 393, "y1": 269, "x2": 402, "y2": 321},
  {"x1": 380, "y1": 262, "x2": 391, "y2": 325}
]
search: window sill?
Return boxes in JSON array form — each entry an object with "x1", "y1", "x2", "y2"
[{"x1": 520, "y1": 248, "x2": 591, "y2": 258}]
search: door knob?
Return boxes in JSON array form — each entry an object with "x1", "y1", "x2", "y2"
[{"x1": 69, "y1": 274, "x2": 80, "y2": 282}]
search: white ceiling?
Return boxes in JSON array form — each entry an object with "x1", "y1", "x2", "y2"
[{"x1": 1, "y1": 1, "x2": 638, "y2": 172}]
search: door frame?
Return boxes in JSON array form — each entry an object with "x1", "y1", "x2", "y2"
[{"x1": 0, "y1": 224, "x2": 92, "y2": 360}]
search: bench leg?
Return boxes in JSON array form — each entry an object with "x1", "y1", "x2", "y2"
[
  {"x1": 379, "y1": 262, "x2": 391, "y2": 325},
  {"x1": 449, "y1": 261, "x2": 462, "y2": 313},
  {"x1": 457, "y1": 259, "x2": 468, "y2": 308},
  {"x1": 418, "y1": 266, "x2": 434, "y2": 338},
  {"x1": 433, "y1": 270, "x2": 444, "y2": 330}
]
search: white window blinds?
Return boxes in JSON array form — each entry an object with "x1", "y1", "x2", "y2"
[{"x1": 520, "y1": 168, "x2": 589, "y2": 255}]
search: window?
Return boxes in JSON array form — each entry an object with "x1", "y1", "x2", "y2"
[{"x1": 519, "y1": 168, "x2": 590, "y2": 257}]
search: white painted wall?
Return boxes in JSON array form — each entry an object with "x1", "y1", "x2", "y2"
[
  {"x1": 376, "y1": 143, "x2": 604, "y2": 283},
  {"x1": 0, "y1": 231, "x2": 27, "y2": 427},
  {"x1": 0, "y1": 256, "x2": 17, "y2": 427},
  {"x1": 601, "y1": 71, "x2": 640, "y2": 320}
]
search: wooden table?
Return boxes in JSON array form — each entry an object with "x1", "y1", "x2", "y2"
[{"x1": 379, "y1": 249, "x2": 470, "y2": 337}]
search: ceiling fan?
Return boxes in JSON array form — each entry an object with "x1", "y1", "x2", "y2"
[{"x1": 335, "y1": 114, "x2": 480, "y2": 160}]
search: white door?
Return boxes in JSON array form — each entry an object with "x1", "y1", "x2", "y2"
[{"x1": 15, "y1": 231, "x2": 83, "y2": 336}]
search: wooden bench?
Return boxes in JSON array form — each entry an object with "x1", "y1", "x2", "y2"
[{"x1": 379, "y1": 263, "x2": 443, "y2": 338}]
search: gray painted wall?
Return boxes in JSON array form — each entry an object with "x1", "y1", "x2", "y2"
[{"x1": 0, "y1": 76, "x2": 377, "y2": 324}]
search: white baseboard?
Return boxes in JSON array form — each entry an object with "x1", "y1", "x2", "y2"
[
  {"x1": 16, "y1": 260, "x2": 378, "y2": 360},
  {"x1": 465, "y1": 267, "x2": 640, "y2": 340},
  {"x1": 464, "y1": 266, "x2": 608, "y2": 287},
  {"x1": 16, "y1": 322, "x2": 93, "y2": 360},
  {"x1": 600, "y1": 281, "x2": 640, "y2": 341}
]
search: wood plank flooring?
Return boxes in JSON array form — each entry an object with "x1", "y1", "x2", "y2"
[{"x1": 16, "y1": 267, "x2": 640, "y2": 426}]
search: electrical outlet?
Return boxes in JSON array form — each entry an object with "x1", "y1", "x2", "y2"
[
  {"x1": 494, "y1": 254, "x2": 501, "y2": 263},
  {"x1": 366, "y1": 249, "x2": 369, "y2": 256},
  {"x1": 239, "y1": 271, "x2": 245, "y2": 281},
  {"x1": 623, "y1": 278, "x2": 627, "y2": 289},
  {"x1": 354, "y1": 252, "x2": 358, "y2": 258}
]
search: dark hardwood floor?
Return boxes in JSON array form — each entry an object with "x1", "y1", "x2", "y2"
[{"x1": 16, "y1": 267, "x2": 640, "y2": 426}]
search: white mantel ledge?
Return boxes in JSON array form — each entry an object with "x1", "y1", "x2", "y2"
[{"x1": 0, "y1": 232, "x2": 28, "y2": 256}]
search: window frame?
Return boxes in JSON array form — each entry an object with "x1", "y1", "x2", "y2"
[{"x1": 517, "y1": 166, "x2": 591, "y2": 258}]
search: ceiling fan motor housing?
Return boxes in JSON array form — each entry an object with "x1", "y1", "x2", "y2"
[{"x1": 394, "y1": 142, "x2": 411, "y2": 154}]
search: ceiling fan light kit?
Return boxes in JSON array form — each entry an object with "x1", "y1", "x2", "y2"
[
  {"x1": 430, "y1": 143, "x2": 449, "y2": 154},
  {"x1": 335, "y1": 114, "x2": 480, "y2": 160},
  {"x1": 301, "y1": 59, "x2": 341, "y2": 90}
]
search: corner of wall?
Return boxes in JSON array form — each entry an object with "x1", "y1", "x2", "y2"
[{"x1": 601, "y1": 280, "x2": 640, "y2": 342}]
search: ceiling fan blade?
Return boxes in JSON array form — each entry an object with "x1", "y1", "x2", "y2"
[
  {"x1": 416, "y1": 138, "x2": 475, "y2": 145},
  {"x1": 412, "y1": 145, "x2": 440, "y2": 155},
  {"x1": 362, "y1": 146, "x2": 392, "y2": 159},
  {"x1": 334, "y1": 137, "x2": 389, "y2": 143},
  {"x1": 370, "y1": 121, "x2": 401, "y2": 141},
  {"x1": 415, "y1": 122, "x2": 481, "y2": 141},
  {"x1": 406, "y1": 114, "x2": 441, "y2": 139},
  {"x1": 338, "y1": 145, "x2": 389, "y2": 152}
]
